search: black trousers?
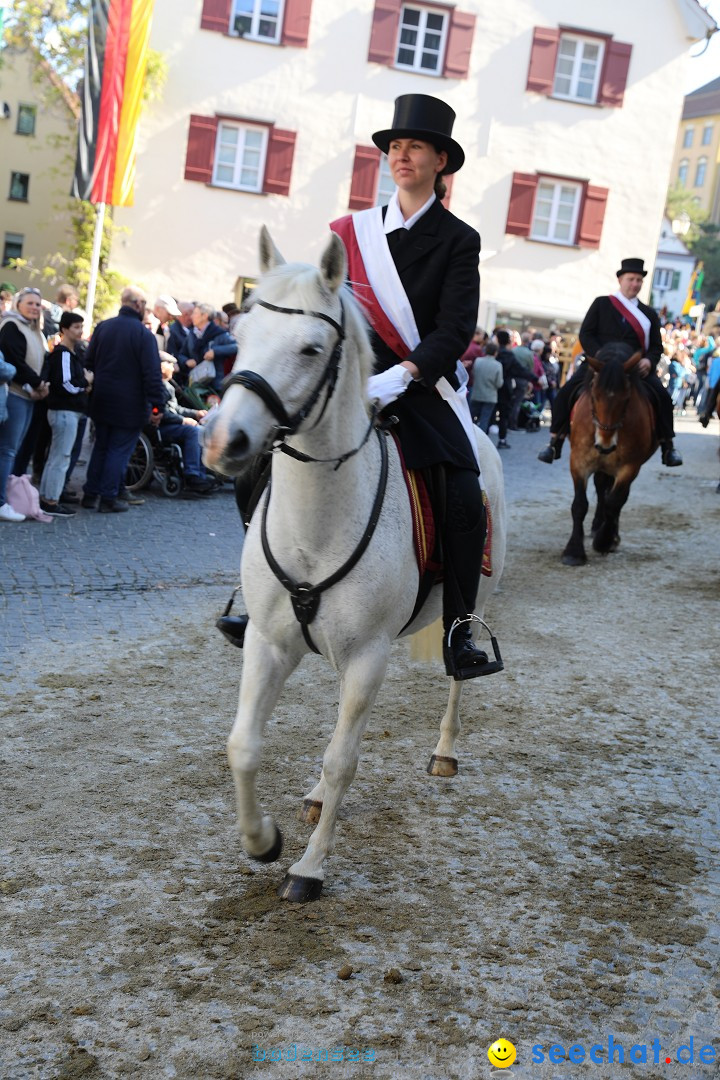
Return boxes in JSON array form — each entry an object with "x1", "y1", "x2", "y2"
[{"x1": 549, "y1": 362, "x2": 675, "y2": 442}]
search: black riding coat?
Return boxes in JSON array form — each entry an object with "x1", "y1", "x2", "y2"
[
  {"x1": 579, "y1": 296, "x2": 663, "y2": 373},
  {"x1": 345, "y1": 198, "x2": 480, "y2": 472}
]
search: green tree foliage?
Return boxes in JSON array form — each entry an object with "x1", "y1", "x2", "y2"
[
  {"x1": 665, "y1": 184, "x2": 720, "y2": 307},
  {"x1": 3, "y1": 2, "x2": 167, "y2": 320}
]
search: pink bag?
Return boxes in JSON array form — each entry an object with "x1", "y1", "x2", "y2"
[{"x1": 6, "y1": 475, "x2": 53, "y2": 523}]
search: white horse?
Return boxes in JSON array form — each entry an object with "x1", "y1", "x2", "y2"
[{"x1": 203, "y1": 227, "x2": 506, "y2": 902}]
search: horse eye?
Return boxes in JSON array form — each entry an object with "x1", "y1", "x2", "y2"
[{"x1": 300, "y1": 344, "x2": 322, "y2": 357}]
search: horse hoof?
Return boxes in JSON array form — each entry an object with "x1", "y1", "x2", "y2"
[
  {"x1": 249, "y1": 825, "x2": 283, "y2": 864},
  {"x1": 298, "y1": 799, "x2": 323, "y2": 824},
  {"x1": 277, "y1": 873, "x2": 323, "y2": 903},
  {"x1": 427, "y1": 754, "x2": 458, "y2": 777},
  {"x1": 561, "y1": 553, "x2": 586, "y2": 566}
]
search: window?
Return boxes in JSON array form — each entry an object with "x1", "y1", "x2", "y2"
[
  {"x1": 184, "y1": 114, "x2": 297, "y2": 196},
  {"x1": 231, "y1": 0, "x2": 284, "y2": 41},
  {"x1": 368, "y1": 1, "x2": 475, "y2": 79},
  {"x1": 376, "y1": 156, "x2": 396, "y2": 206},
  {"x1": 695, "y1": 156, "x2": 707, "y2": 187},
  {"x1": 2, "y1": 233, "x2": 23, "y2": 266},
  {"x1": 526, "y1": 27, "x2": 631, "y2": 108},
  {"x1": 213, "y1": 123, "x2": 268, "y2": 191},
  {"x1": 552, "y1": 34, "x2": 604, "y2": 103},
  {"x1": 678, "y1": 158, "x2": 689, "y2": 186},
  {"x1": 653, "y1": 268, "x2": 673, "y2": 291},
  {"x1": 505, "y1": 172, "x2": 608, "y2": 248},
  {"x1": 200, "y1": 0, "x2": 311, "y2": 48},
  {"x1": 16, "y1": 104, "x2": 37, "y2": 136},
  {"x1": 395, "y1": 5, "x2": 448, "y2": 75},
  {"x1": 530, "y1": 179, "x2": 582, "y2": 245},
  {"x1": 702, "y1": 124, "x2": 713, "y2": 146},
  {"x1": 682, "y1": 127, "x2": 694, "y2": 148},
  {"x1": 9, "y1": 172, "x2": 30, "y2": 201}
]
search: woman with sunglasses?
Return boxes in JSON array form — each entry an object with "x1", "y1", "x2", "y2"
[{"x1": 0, "y1": 287, "x2": 49, "y2": 521}]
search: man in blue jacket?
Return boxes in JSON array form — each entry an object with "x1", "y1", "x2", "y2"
[{"x1": 83, "y1": 286, "x2": 165, "y2": 513}]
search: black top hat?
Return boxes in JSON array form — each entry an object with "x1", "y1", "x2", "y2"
[
  {"x1": 372, "y1": 95, "x2": 465, "y2": 174},
  {"x1": 616, "y1": 257, "x2": 647, "y2": 278}
]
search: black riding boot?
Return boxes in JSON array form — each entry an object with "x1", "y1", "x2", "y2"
[
  {"x1": 538, "y1": 434, "x2": 565, "y2": 463},
  {"x1": 661, "y1": 441, "x2": 683, "y2": 467},
  {"x1": 441, "y1": 470, "x2": 500, "y2": 681}
]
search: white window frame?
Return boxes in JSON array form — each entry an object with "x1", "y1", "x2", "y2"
[
  {"x1": 230, "y1": 0, "x2": 285, "y2": 44},
  {"x1": 530, "y1": 178, "x2": 583, "y2": 246},
  {"x1": 375, "y1": 156, "x2": 396, "y2": 207},
  {"x1": 653, "y1": 268, "x2": 672, "y2": 291},
  {"x1": 682, "y1": 127, "x2": 694, "y2": 148},
  {"x1": 702, "y1": 124, "x2": 713, "y2": 146},
  {"x1": 678, "y1": 158, "x2": 689, "y2": 186},
  {"x1": 552, "y1": 33, "x2": 605, "y2": 104},
  {"x1": 395, "y1": 4, "x2": 448, "y2": 77},
  {"x1": 212, "y1": 121, "x2": 268, "y2": 193},
  {"x1": 695, "y1": 156, "x2": 707, "y2": 187}
]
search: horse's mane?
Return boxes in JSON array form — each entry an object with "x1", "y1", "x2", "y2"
[
  {"x1": 249, "y1": 263, "x2": 376, "y2": 392},
  {"x1": 594, "y1": 341, "x2": 639, "y2": 393}
]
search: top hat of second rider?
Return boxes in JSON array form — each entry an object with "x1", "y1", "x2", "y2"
[
  {"x1": 616, "y1": 258, "x2": 647, "y2": 278},
  {"x1": 371, "y1": 94, "x2": 465, "y2": 175}
]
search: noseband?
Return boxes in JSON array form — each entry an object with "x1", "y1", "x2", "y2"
[
  {"x1": 590, "y1": 388, "x2": 630, "y2": 433},
  {"x1": 222, "y1": 298, "x2": 345, "y2": 438}
]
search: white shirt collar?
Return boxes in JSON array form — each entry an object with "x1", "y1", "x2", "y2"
[
  {"x1": 383, "y1": 190, "x2": 437, "y2": 234},
  {"x1": 614, "y1": 289, "x2": 638, "y2": 307}
]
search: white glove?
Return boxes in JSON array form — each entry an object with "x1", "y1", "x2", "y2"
[{"x1": 367, "y1": 364, "x2": 413, "y2": 410}]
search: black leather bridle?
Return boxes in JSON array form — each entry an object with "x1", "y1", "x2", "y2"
[{"x1": 224, "y1": 295, "x2": 389, "y2": 653}]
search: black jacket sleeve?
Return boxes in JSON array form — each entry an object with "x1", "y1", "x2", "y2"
[
  {"x1": 578, "y1": 297, "x2": 603, "y2": 359},
  {"x1": 0, "y1": 322, "x2": 43, "y2": 388}
]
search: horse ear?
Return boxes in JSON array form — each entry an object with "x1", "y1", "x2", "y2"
[
  {"x1": 320, "y1": 232, "x2": 347, "y2": 294},
  {"x1": 624, "y1": 350, "x2": 642, "y2": 372},
  {"x1": 586, "y1": 355, "x2": 601, "y2": 371},
  {"x1": 259, "y1": 226, "x2": 286, "y2": 273}
]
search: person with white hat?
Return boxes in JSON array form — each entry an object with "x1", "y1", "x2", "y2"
[{"x1": 152, "y1": 294, "x2": 182, "y2": 353}]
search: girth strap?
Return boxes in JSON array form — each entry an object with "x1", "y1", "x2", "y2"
[{"x1": 260, "y1": 427, "x2": 389, "y2": 652}]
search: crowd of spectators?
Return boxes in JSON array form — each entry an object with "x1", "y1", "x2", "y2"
[
  {"x1": 461, "y1": 316, "x2": 720, "y2": 449},
  {"x1": 0, "y1": 281, "x2": 240, "y2": 522}
]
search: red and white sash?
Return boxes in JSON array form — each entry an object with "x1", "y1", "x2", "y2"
[
  {"x1": 608, "y1": 291, "x2": 650, "y2": 352},
  {"x1": 330, "y1": 209, "x2": 480, "y2": 467}
]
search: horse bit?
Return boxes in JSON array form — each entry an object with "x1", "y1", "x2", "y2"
[{"x1": 222, "y1": 297, "x2": 389, "y2": 653}]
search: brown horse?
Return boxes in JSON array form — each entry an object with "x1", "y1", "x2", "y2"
[{"x1": 562, "y1": 342, "x2": 658, "y2": 566}]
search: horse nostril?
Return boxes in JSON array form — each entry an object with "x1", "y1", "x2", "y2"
[{"x1": 226, "y1": 430, "x2": 250, "y2": 459}]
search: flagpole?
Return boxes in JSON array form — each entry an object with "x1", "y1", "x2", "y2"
[{"x1": 85, "y1": 201, "x2": 106, "y2": 328}]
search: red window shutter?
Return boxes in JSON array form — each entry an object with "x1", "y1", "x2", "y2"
[
  {"x1": 505, "y1": 173, "x2": 538, "y2": 236},
  {"x1": 440, "y1": 171, "x2": 454, "y2": 209},
  {"x1": 281, "y1": 0, "x2": 312, "y2": 47},
  {"x1": 577, "y1": 184, "x2": 608, "y2": 248},
  {"x1": 368, "y1": 0, "x2": 402, "y2": 65},
  {"x1": 184, "y1": 115, "x2": 218, "y2": 183},
  {"x1": 200, "y1": 0, "x2": 231, "y2": 33},
  {"x1": 348, "y1": 146, "x2": 381, "y2": 211},
  {"x1": 263, "y1": 128, "x2": 297, "y2": 196},
  {"x1": 598, "y1": 40, "x2": 632, "y2": 107},
  {"x1": 443, "y1": 10, "x2": 475, "y2": 79},
  {"x1": 526, "y1": 27, "x2": 560, "y2": 94}
]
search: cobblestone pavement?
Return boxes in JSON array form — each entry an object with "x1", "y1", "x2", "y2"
[{"x1": 0, "y1": 482, "x2": 242, "y2": 678}]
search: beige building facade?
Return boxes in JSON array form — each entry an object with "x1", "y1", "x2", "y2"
[
  {"x1": 670, "y1": 75, "x2": 720, "y2": 223},
  {"x1": 113, "y1": 0, "x2": 715, "y2": 333},
  {"x1": 0, "y1": 47, "x2": 79, "y2": 291}
]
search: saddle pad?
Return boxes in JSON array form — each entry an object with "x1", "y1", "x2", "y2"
[{"x1": 391, "y1": 432, "x2": 493, "y2": 578}]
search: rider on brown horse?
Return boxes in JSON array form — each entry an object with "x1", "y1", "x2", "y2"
[{"x1": 538, "y1": 258, "x2": 682, "y2": 468}]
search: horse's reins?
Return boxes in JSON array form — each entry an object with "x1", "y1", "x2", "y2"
[{"x1": 226, "y1": 295, "x2": 390, "y2": 653}]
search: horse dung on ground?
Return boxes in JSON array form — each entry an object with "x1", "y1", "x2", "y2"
[{"x1": 202, "y1": 227, "x2": 506, "y2": 902}]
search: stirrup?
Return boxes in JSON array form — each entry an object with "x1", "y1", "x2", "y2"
[
  {"x1": 216, "y1": 585, "x2": 248, "y2": 647},
  {"x1": 443, "y1": 616, "x2": 504, "y2": 681}
]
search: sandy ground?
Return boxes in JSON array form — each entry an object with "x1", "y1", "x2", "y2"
[{"x1": 1, "y1": 415, "x2": 719, "y2": 1080}]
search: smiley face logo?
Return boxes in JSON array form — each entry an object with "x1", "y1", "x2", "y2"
[{"x1": 488, "y1": 1038, "x2": 517, "y2": 1068}]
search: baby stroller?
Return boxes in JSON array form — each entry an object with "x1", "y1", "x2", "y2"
[{"x1": 517, "y1": 399, "x2": 544, "y2": 432}]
